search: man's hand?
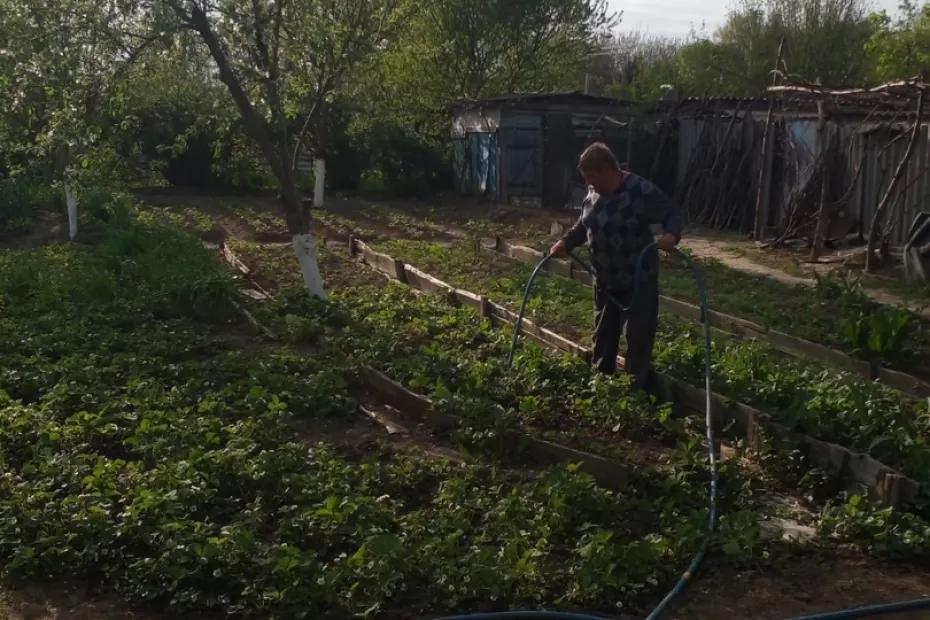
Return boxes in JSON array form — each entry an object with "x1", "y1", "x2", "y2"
[
  {"x1": 549, "y1": 239, "x2": 567, "y2": 258},
  {"x1": 656, "y1": 232, "x2": 678, "y2": 253}
]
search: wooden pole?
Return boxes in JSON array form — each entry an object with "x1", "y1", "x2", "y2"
[
  {"x1": 753, "y1": 39, "x2": 785, "y2": 240},
  {"x1": 866, "y1": 88, "x2": 926, "y2": 272},
  {"x1": 809, "y1": 78, "x2": 830, "y2": 261}
]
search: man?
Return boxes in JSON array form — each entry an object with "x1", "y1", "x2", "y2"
[{"x1": 549, "y1": 142, "x2": 683, "y2": 385}]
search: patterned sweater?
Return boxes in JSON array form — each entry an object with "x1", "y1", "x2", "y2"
[{"x1": 560, "y1": 173, "x2": 683, "y2": 291}]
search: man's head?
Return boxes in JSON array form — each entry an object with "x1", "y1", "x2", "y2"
[{"x1": 578, "y1": 142, "x2": 624, "y2": 195}]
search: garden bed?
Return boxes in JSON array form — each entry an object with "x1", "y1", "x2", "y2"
[
  {"x1": 360, "y1": 238, "x2": 928, "y2": 505},
  {"x1": 105, "y1": 201, "x2": 930, "y2": 620},
  {"x1": 0, "y1": 215, "x2": 743, "y2": 618},
  {"x1": 492, "y1": 238, "x2": 930, "y2": 400}
]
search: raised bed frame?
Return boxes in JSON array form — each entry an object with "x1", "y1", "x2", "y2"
[
  {"x1": 350, "y1": 236, "x2": 920, "y2": 509},
  {"x1": 218, "y1": 240, "x2": 630, "y2": 491},
  {"x1": 359, "y1": 366, "x2": 630, "y2": 490},
  {"x1": 491, "y1": 238, "x2": 930, "y2": 400}
]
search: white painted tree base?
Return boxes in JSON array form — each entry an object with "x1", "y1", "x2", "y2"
[
  {"x1": 293, "y1": 234, "x2": 326, "y2": 299},
  {"x1": 65, "y1": 184, "x2": 79, "y2": 241}
]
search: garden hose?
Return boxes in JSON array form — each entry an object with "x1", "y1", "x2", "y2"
[
  {"x1": 506, "y1": 245, "x2": 653, "y2": 366},
  {"x1": 435, "y1": 613, "x2": 609, "y2": 620},
  {"x1": 785, "y1": 597, "x2": 930, "y2": 620},
  {"x1": 441, "y1": 247, "x2": 930, "y2": 620},
  {"x1": 503, "y1": 244, "x2": 718, "y2": 620}
]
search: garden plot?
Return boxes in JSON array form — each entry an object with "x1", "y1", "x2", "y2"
[
  {"x1": 366, "y1": 239, "x2": 930, "y2": 503},
  {"x1": 229, "y1": 227, "x2": 930, "y2": 618},
  {"x1": 163, "y1": 221, "x2": 789, "y2": 615},
  {"x1": 233, "y1": 243, "x2": 690, "y2": 474},
  {"x1": 279, "y1": 194, "x2": 930, "y2": 388},
  {"x1": 2, "y1": 214, "x2": 766, "y2": 619},
  {"x1": 140, "y1": 195, "x2": 930, "y2": 503},
  {"x1": 492, "y1": 235, "x2": 930, "y2": 387},
  {"x1": 492, "y1": 239, "x2": 930, "y2": 399},
  {"x1": 52, "y1": 199, "x2": 922, "y2": 618}
]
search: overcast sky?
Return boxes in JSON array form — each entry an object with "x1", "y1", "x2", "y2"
[{"x1": 607, "y1": 0, "x2": 904, "y2": 39}]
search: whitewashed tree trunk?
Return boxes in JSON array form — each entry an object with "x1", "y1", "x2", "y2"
[
  {"x1": 293, "y1": 233, "x2": 325, "y2": 299},
  {"x1": 65, "y1": 184, "x2": 79, "y2": 241},
  {"x1": 313, "y1": 158, "x2": 326, "y2": 208}
]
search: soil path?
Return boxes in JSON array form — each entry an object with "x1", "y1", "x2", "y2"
[{"x1": 679, "y1": 236, "x2": 930, "y2": 320}]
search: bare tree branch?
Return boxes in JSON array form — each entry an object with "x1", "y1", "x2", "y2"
[{"x1": 866, "y1": 88, "x2": 926, "y2": 271}]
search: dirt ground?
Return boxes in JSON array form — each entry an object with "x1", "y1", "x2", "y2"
[
  {"x1": 0, "y1": 584, "x2": 165, "y2": 620},
  {"x1": 5, "y1": 555, "x2": 929, "y2": 620},
  {"x1": 669, "y1": 553, "x2": 930, "y2": 620}
]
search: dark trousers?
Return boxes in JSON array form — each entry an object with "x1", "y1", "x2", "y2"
[{"x1": 592, "y1": 278, "x2": 659, "y2": 384}]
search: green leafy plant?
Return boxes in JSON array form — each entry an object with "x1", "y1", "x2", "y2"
[
  {"x1": 818, "y1": 494, "x2": 930, "y2": 558},
  {"x1": 367, "y1": 239, "x2": 930, "y2": 486},
  {"x1": 841, "y1": 308, "x2": 912, "y2": 363},
  {"x1": 0, "y1": 213, "x2": 784, "y2": 618},
  {"x1": 0, "y1": 177, "x2": 49, "y2": 235},
  {"x1": 814, "y1": 268, "x2": 866, "y2": 303}
]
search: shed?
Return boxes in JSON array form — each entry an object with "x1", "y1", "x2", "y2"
[
  {"x1": 763, "y1": 82, "x2": 930, "y2": 247},
  {"x1": 450, "y1": 91, "x2": 638, "y2": 208}
]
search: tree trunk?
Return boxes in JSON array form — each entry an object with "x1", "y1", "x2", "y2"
[
  {"x1": 866, "y1": 90, "x2": 925, "y2": 272},
  {"x1": 65, "y1": 183, "x2": 79, "y2": 241},
  {"x1": 809, "y1": 80, "x2": 830, "y2": 261},
  {"x1": 177, "y1": 1, "x2": 326, "y2": 298},
  {"x1": 277, "y1": 155, "x2": 325, "y2": 298}
]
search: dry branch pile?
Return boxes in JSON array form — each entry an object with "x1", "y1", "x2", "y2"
[{"x1": 673, "y1": 101, "x2": 763, "y2": 231}]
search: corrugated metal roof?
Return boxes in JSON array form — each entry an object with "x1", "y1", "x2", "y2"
[
  {"x1": 680, "y1": 96, "x2": 770, "y2": 105},
  {"x1": 451, "y1": 91, "x2": 636, "y2": 111},
  {"x1": 672, "y1": 97, "x2": 774, "y2": 114}
]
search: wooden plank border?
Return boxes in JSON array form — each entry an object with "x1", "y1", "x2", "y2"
[
  {"x1": 352, "y1": 236, "x2": 919, "y2": 508},
  {"x1": 358, "y1": 366, "x2": 629, "y2": 490},
  {"x1": 354, "y1": 238, "x2": 591, "y2": 362},
  {"x1": 219, "y1": 241, "x2": 276, "y2": 301},
  {"x1": 490, "y1": 237, "x2": 930, "y2": 400}
]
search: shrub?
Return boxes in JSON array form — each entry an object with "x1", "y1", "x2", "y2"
[
  {"x1": 353, "y1": 121, "x2": 450, "y2": 198},
  {"x1": 0, "y1": 177, "x2": 52, "y2": 236}
]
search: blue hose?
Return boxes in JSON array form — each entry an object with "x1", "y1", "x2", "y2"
[
  {"x1": 440, "y1": 247, "x2": 925, "y2": 620},
  {"x1": 435, "y1": 613, "x2": 609, "y2": 620},
  {"x1": 786, "y1": 597, "x2": 930, "y2": 620},
  {"x1": 643, "y1": 248, "x2": 716, "y2": 620},
  {"x1": 504, "y1": 246, "x2": 717, "y2": 620},
  {"x1": 507, "y1": 253, "x2": 554, "y2": 366}
]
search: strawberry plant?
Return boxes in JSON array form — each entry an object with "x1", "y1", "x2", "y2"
[
  {"x1": 375, "y1": 240, "x2": 930, "y2": 487},
  {"x1": 0, "y1": 211, "x2": 786, "y2": 618},
  {"x1": 661, "y1": 257, "x2": 930, "y2": 379}
]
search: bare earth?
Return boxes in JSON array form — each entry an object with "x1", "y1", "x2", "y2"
[{"x1": 680, "y1": 236, "x2": 930, "y2": 320}]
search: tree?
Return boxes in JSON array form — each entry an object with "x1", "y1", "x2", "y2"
[
  {"x1": 359, "y1": 0, "x2": 617, "y2": 140},
  {"x1": 867, "y1": 2, "x2": 930, "y2": 81},
  {"x1": 0, "y1": 0, "x2": 157, "y2": 239},
  {"x1": 106, "y1": 29, "x2": 242, "y2": 187},
  {"x1": 156, "y1": 0, "x2": 402, "y2": 298},
  {"x1": 633, "y1": 0, "x2": 877, "y2": 98},
  {"x1": 584, "y1": 32, "x2": 685, "y2": 100},
  {"x1": 717, "y1": 0, "x2": 876, "y2": 88}
]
